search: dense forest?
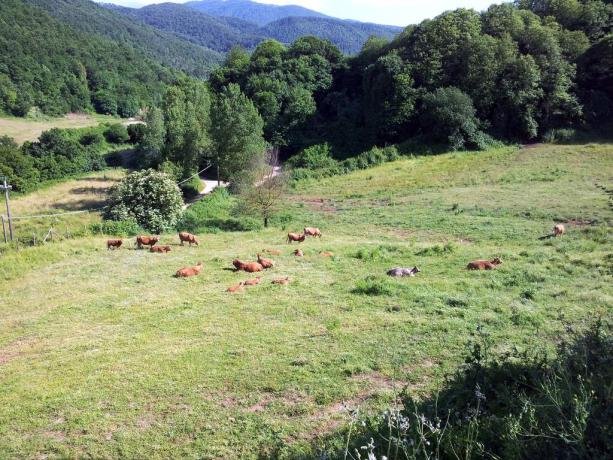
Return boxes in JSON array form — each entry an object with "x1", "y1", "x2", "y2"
[
  {"x1": 211, "y1": 0, "x2": 613, "y2": 154},
  {"x1": 23, "y1": 0, "x2": 223, "y2": 78},
  {"x1": 0, "y1": 0, "x2": 185, "y2": 117},
  {"x1": 107, "y1": 1, "x2": 401, "y2": 55}
]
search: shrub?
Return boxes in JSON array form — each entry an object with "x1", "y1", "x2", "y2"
[
  {"x1": 79, "y1": 132, "x2": 103, "y2": 147},
  {"x1": 420, "y1": 87, "x2": 489, "y2": 151},
  {"x1": 286, "y1": 143, "x2": 338, "y2": 170},
  {"x1": 103, "y1": 123, "x2": 129, "y2": 144},
  {"x1": 180, "y1": 175, "x2": 204, "y2": 200},
  {"x1": 0, "y1": 136, "x2": 40, "y2": 192},
  {"x1": 105, "y1": 169, "x2": 184, "y2": 232},
  {"x1": 339, "y1": 319, "x2": 613, "y2": 460},
  {"x1": 127, "y1": 123, "x2": 146, "y2": 144}
]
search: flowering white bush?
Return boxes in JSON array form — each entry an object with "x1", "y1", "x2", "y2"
[{"x1": 105, "y1": 169, "x2": 184, "y2": 232}]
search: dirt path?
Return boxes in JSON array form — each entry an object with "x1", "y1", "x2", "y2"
[{"x1": 182, "y1": 178, "x2": 228, "y2": 210}]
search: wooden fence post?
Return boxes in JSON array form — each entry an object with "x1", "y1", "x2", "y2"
[{"x1": 1, "y1": 215, "x2": 6, "y2": 243}]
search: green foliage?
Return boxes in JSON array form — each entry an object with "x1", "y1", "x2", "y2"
[
  {"x1": 352, "y1": 275, "x2": 396, "y2": 296},
  {"x1": 420, "y1": 87, "x2": 491, "y2": 150},
  {"x1": 210, "y1": 83, "x2": 266, "y2": 182},
  {"x1": 103, "y1": 124, "x2": 129, "y2": 144},
  {"x1": 177, "y1": 187, "x2": 263, "y2": 233},
  {"x1": 161, "y1": 81, "x2": 212, "y2": 179},
  {"x1": 0, "y1": 136, "x2": 39, "y2": 193},
  {"x1": 180, "y1": 175, "x2": 204, "y2": 200},
  {"x1": 342, "y1": 320, "x2": 613, "y2": 459},
  {"x1": 286, "y1": 143, "x2": 337, "y2": 169},
  {"x1": 0, "y1": 0, "x2": 183, "y2": 117},
  {"x1": 127, "y1": 124, "x2": 146, "y2": 144},
  {"x1": 25, "y1": 0, "x2": 222, "y2": 78},
  {"x1": 105, "y1": 169, "x2": 184, "y2": 232},
  {"x1": 89, "y1": 218, "x2": 143, "y2": 237}
]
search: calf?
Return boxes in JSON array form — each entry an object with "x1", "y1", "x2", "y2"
[
  {"x1": 227, "y1": 282, "x2": 244, "y2": 293},
  {"x1": 304, "y1": 227, "x2": 322, "y2": 238},
  {"x1": 136, "y1": 235, "x2": 159, "y2": 249},
  {"x1": 150, "y1": 245, "x2": 171, "y2": 253},
  {"x1": 272, "y1": 277, "x2": 290, "y2": 285},
  {"x1": 387, "y1": 267, "x2": 421, "y2": 277},
  {"x1": 243, "y1": 277, "x2": 262, "y2": 286},
  {"x1": 287, "y1": 232, "x2": 306, "y2": 244},
  {"x1": 467, "y1": 257, "x2": 502, "y2": 270},
  {"x1": 175, "y1": 262, "x2": 203, "y2": 278},
  {"x1": 294, "y1": 249, "x2": 304, "y2": 257},
  {"x1": 179, "y1": 232, "x2": 199, "y2": 246},
  {"x1": 553, "y1": 224, "x2": 566, "y2": 237},
  {"x1": 107, "y1": 239, "x2": 123, "y2": 250}
]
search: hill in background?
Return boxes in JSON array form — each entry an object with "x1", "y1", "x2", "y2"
[
  {"x1": 106, "y1": 0, "x2": 402, "y2": 55},
  {"x1": 24, "y1": 0, "x2": 223, "y2": 77}
]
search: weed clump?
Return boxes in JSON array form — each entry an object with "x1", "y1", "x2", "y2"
[{"x1": 352, "y1": 276, "x2": 396, "y2": 296}]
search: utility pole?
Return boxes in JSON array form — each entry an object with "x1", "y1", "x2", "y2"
[{"x1": 1, "y1": 177, "x2": 13, "y2": 241}]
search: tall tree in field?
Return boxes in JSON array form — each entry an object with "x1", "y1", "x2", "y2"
[
  {"x1": 236, "y1": 149, "x2": 286, "y2": 228},
  {"x1": 162, "y1": 81, "x2": 212, "y2": 179},
  {"x1": 210, "y1": 83, "x2": 266, "y2": 184},
  {"x1": 139, "y1": 106, "x2": 166, "y2": 166}
]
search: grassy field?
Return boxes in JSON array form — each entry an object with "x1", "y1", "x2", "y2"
[
  {"x1": 0, "y1": 113, "x2": 122, "y2": 144},
  {"x1": 4, "y1": 170, "x2": 125, "y2": 246},
  {"x1": 0, "y1": 143, "x2": 611, "y2": 458}
]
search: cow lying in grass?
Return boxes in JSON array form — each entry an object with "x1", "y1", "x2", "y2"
[
  {"x1": 320, "y1": 251, "x2": 334, "y2": 257},
  {"x1": 387, "y1": 267, "x2": 421, "y2": 277},
  {"x1": 294, "y1": 249, "x2": 304, "y2": 257},
  {"x1": 467, "y1": 258, "x2": 502, "y2": 270},
  {"x1": 150, "y1": 246, "x2": 171, "y2": 254},
  {"x1": 272, "y1": 277, "x2": 290, "y2": 285},
  {"x1": 107, "y1": 239, "x2": 123, "y2": 250},
  {"x1": 233, "y1": 259, "x2": 264, "y2": 273},
  {"x1": 136, "y1": 235, "x2": 159, "y2": 249},
  {"x1": 243, "y1": 277, "x2": 262, "y2": 286},
  {"x1": 175, "y1": 262, "x2": 203, "y2": 278},
  {"x1": 227, "y1": 282, "x2": 244, "y2": 293},
  {"x1": 263, "y1": 249, "x2": 282, "y2": 255},
  {"x1": 257, "y1": 254, "x2": 275, "y2": 269},
  {"x1": 179, "y1": 232, "x2": 199, "y2": 246}
]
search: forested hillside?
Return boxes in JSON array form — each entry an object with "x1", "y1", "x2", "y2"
[
  {"x1": 23, "y1": 0, "x2": 223, "y2": 77},
  {"x1": 0, "y1": 0, "x2": 180, "y2": 117},
  {"x1": 210, "y1": 1, "x2": 613, "y2": 154},
  {"x1": 108, "y1": 1, "x2": 401, "y2": 55},
  {"x1": 113, "y1": 2, "x2": 265, "y2": 52},
  {"x1": 185, "y1": 0, "x2": 330, "y2": 26},
  {"x1": 262, "y1": 17, "x2": 402, "y2": 54}
]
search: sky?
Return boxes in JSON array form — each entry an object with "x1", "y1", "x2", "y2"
[{"x1": 105, "y1": 0, "x2": 503, "y2": 26}]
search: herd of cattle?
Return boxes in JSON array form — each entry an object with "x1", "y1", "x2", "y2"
[{"x1": 105, "y1": 223, "x2": 567, "y2": 291}]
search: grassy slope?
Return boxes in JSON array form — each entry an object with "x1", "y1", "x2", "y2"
[
  {"x1": 0, "y1": 143, "x2": 611, "y2": 458},
  {"x1": 0, "y1": 114, "x2": 121, "y2": 145}
]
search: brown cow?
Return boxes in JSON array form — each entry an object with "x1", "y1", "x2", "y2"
[
  {"x1": 553, "y1": 224, "x2": 566, "y2": 237},
  {"x1": 467, "y1": 257, "x2": 502, "y2": 270},
  {"x1": 136, "y1": 235, "x2": 159, "y2": 249},
  {"x1": 243, "y1": 277, "x2": 262, "y2": 286},
  {"x1": 294, "y1": 249, "x2": 304, "y2": 257},
  {"x1": 179, "y1": 232, "x2": 199, "y2": 246},
  {"x1": 227, "y1": 282, "x2": 244, "y2": 293},
  {"x1": 304, "y1": 227, "x2": 322, "y2": 238},
  {"x1": 257, "y1": 254, "x2": 275, "y2": 269},
  {"x1": 287, "y1": 232, "x2": 306, "y2": 244},
  {"x1": 150, "y1": 245, "x2": 172, "y2": 253},
  {"x1": 175, "y1": 262, "x2": 203, "y2": 278},
  {"x1": 233, "y1": 259, "x2": 264, "y2": 273},
  {"x1": 107, "y1": 239, "x2": 123, "y2": 250},
  {"x1": 272, "y1": 277, "x2": 290, "y2": 285}
]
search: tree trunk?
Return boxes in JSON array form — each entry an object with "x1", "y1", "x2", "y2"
[
  {"x1": 216, "y1": 161, "x2": 220, "y2": 187},
  {"x1": 264, "y1": 216, "x2": 269, "y2": 228}
]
